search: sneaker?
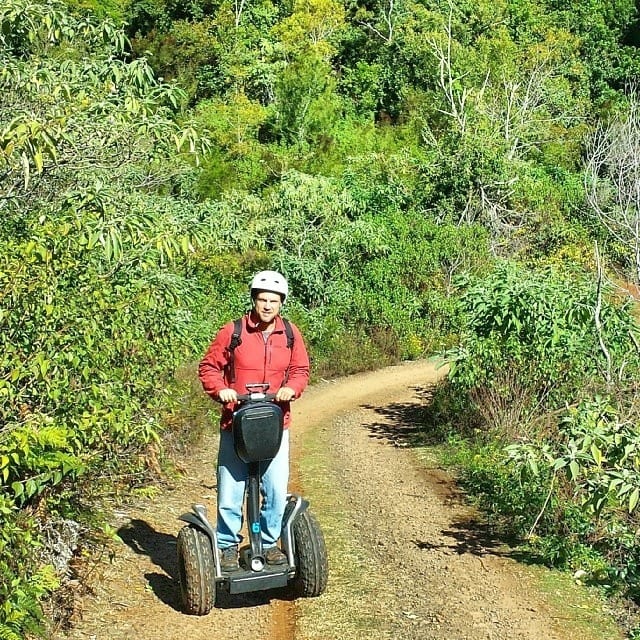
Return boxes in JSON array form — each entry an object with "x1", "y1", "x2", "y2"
[
  {"x1": 264, "y1": 545, "x2": 287, "y2": 566},
  {"x1": 219, "y1": 545, "x2": 240, "y2": 572}
]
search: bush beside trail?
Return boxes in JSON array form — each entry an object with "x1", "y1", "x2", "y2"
[
  {"x1": 426, "y1": 261, "x2": 640, "y2": 635},
  {"x1": 4, "y1": 0, "x2": 640, "y2": 637}
]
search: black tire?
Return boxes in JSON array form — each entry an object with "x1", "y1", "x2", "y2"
[
  {"x1": 292, "y1": 509, "x2": 328, "y2": 597},
  {"x1": 176, "y1": 525, "x2": 216, "y2": 615}
]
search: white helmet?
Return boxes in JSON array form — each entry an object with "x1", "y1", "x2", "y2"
[{"x1": 250, "y1": 270, "x2": 289, "y2": 301}]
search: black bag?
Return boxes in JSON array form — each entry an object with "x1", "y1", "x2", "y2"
[{"x1": 232, "y1": 402, "x2": 284, "y2": 463}]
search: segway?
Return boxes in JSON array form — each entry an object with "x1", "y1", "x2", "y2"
[{"x1": 176, "y1": 383, "x2": 329, "y2": 615}]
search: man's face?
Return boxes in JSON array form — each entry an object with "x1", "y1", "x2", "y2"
[{"x1": 253, "y1": 291, "x2": 282, "y2": 325}]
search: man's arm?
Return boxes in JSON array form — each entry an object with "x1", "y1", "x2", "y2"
[{"x1": 198, "y1": 323, "x2": 233, "y2": 399}]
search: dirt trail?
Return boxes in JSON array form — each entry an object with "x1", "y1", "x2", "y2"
[{"x1": 54, "y1": 359, "x2": 618, "y2": 640}]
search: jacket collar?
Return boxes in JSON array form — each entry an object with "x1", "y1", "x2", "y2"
[{"x1": 246, "y1": 310, "x2": 284, "y2": 333}]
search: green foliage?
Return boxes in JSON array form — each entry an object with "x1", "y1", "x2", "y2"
[
  {"x1": 0, "y1": 495, "x2": 59, "y2": 638},
  {"x1": 63, "y1": 0, "x2": 126, "y2": 21},
  {"x1": 557, "y1": 397, "x2": 640, "y2": 516},
  {"x1": 547, "y1": 0, "x2": 640, "y2": 99},
  {"x1": 438, "y1": 292, "x2": 640, "y2": 599},
  {"x1": 130, "y1": 16, "x2": 220, "y2": 100},
  {"x1": 6, "y1": 0, "x2": 640, "y2": 630},
  {"x1": 191, "y1": 93, "x2": 270, "y2": 195},
  {"x1": 0, "y1": 2, "x2": 216, "y2": 636},
  {"x1": 0, "y1": 0, "x2": 206, "y2": 199},
  {"x1": 441, "y1": 400, "x2": 640, "y2": 595},
  {"x1": 310, "y1": 321, "x2": 399, "y2": 378},
  {"x1": 1, "y1": 423, "x2": 84, "y2": 505},
  {"x1": 443, "y1": 435, "x2": 555, "y2": 540},
  {"x1": 497, "y1": 395, "x2": 640, "y2": 597},
  {"x1": 273, "y1": 0, "x2": 346, "y2": 59},
  {"x1": 507, "y1": 396, "x2": 640, "y2": 518},
  {"x1": 434, "y1": 258, "x2": 640, "y2": 601},
  {"x1": 269, "y1": 54, "x2": 343, "y2": 149},
  {"x1": 447, "y1": 261, "x2": 639, "y2": 412},
  {"x1": 343, "y1": 214, "x2": 489, "y2": 353},
  {"x1": 128, "y1": 0, "x2": 287, "y2": 102}
]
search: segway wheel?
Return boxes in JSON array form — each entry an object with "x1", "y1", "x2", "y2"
[
  {"x1": 292, "y1": 509, "x2": 328, "y2": 597},
  {"x1": 176, "y1": 525, "x2": 216, "y2": 615}
]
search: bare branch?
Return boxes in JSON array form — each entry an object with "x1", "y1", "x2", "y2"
[
  {"x1": 585, "y1": 88, "x2": 640, "y2": 284},
  {"x1": 426, "y1": 7, "x2": 468, "y2": 133},
  {"x1": 594, "y1": 242, "x2": 613, "y2": 385},
  {"x1": 356, "y1": 0, "x2": 398, "y2": 43}
]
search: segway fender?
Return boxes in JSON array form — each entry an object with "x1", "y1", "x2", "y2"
[
  {"x1": 178, "y1": 504, "x2": 222, "y2": 576},
  {"x1": 179, "y1": 512, "x2": 212, "y2": 535},
  {"x1": 281, "y1": 494, "x2": 309, "y2": 568}
]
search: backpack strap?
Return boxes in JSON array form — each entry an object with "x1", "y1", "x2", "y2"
[
  {"x1": 281, "y1": 318, "x2": 295, "y2": 384},
  {"x1": 282, "y1": 318, "x2": 294, "y2": 350},
  {"x1": 227, "y1": 318, "x2": 243, "y2": 383}
]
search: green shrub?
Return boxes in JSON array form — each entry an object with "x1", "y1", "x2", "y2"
[
  {"x1": 430, "y1": 259, "x2": 640, "y2": 603},
  {"x1": 447, "y1": 260, "x2": 640, "y2": 421}
]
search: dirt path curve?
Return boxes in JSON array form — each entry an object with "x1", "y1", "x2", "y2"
[{"x1": 55, "y1": 359, "x2": 615, "y2": 640}]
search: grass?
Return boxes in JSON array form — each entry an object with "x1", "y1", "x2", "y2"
[
  {"x1": 530, "y1": 566, "x2": 624, "y2": 640},
  {"x1": 293, "y1": 423, "x2": 393, "y2": 640}
]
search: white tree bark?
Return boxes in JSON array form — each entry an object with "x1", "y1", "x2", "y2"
[{"x1": 585, "y1": 90, "x2": 640, "y2": 285}]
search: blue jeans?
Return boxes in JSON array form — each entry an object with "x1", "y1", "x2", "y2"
[{"x1": 216, "y1": 428, "x2": 289, "y2": 549}]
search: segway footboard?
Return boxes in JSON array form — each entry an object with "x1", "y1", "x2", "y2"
[
  {"x1": 176, "y1": 493, "x2": 328, "y2": 610},
  {"x1": 225, "y1": 565, "x2": 290, "y2": 594}
]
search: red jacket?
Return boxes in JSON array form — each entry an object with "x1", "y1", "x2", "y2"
[{"x1": 198, "y1": 312, "x2": 310, "y2": 430}]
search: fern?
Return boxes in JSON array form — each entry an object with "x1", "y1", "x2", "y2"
[
  {"x1": 0, "y1": 624, "x2": 22, "y2": 640},
  {"x1": 0, "y1": 557, "x2": 51, "y2": 640}
]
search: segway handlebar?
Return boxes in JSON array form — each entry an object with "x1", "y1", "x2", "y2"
[{"x1": 235, "y1": 391, "x2": 277, "y2": 402}]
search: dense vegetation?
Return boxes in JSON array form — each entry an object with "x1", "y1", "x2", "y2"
[{"x1": 2, "y1": 0, "x2": 640, "y2": 637}]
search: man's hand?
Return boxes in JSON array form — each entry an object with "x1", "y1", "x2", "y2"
[
  {"x1": 218, "y1": 388, "x2": 238, "y2": 403},
  {"x1": 275, "y1": 387, "x2": 296, "y2": 402}
]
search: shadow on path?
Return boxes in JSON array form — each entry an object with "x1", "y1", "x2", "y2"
[
  {"x1": 411, "y1": 518, "x2": 513, "y2": 557},
  {"x1": 361, "y1": 386, "x2": 541, "y2": 567},
  {"x1": 117, "y1": 519, "x2": 182, "y2": 611},
  {"x1": 361, "y1": 384, "x2": 445, "y2": 447}
]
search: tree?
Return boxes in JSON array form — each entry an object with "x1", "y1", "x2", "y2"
[
  {"x1": 584, "y1": 89, "x2": 640, "y2": 284},
  {"x1": 394, "y1": 1, "x2": 590, "y2": 254}
]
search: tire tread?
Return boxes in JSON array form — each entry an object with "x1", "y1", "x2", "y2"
[
  {"x1": 176, "y1": 525, "x2": 216, "y2": 615},
  {"x1": 292, "y1": 510, "x2": 328, "y2": 597}
]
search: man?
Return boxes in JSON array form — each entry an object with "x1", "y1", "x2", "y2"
[{"x1": 198, "y1": 270, "x2": 310, "y2": 571}]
